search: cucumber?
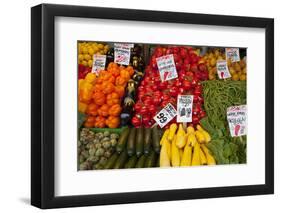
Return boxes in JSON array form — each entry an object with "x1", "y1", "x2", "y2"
[
  {"x1": 113, "y1": 151, "x2": 128, "y2": 169},
  {"x1": 103, "y1": 153, "x2": 119, "y2": 169},
  {"x1": 143, "y1": 128, "x2": 152, "y2": 155},
  {"x1": 127, "y1": 128, "x2": 137, "y2": 156},
  {"x1": 152, "y1": 126, "x2": 161, "y2": 154},
  {"x1": 144, "y1": 151, "x2": 157, "y2": 168},
  {"x1": 124, "y1": 155, "x2": 138, "y2": 168},
  {"x1": 135, "y1": 155, "x2": 146, "y2": 168},
  {"x1": 116, "y1": 127, "x2": 130, "y2": 153},
  {"x1": 135, "y1": 127, "x2": 144, "y2": 157}
]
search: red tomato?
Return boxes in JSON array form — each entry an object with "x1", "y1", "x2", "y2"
[
  {"x1": 200, "y1": 110, "x2": 206, "y2": 118},
  {"x1": 142, "y1": 115, "x2": 151, "y2": 126},
  {"x1": 192, "y1": 115, "x2": 200, "y2": 125},
  {"x1": 170, "y1": 86, "x2": 179, "y2": 97},
  {"x1": 148, "y1": 105, "x2": 157, "y2": 116},
  {"x1": 183, "y1": 80, "x2": 192, "y2": 90},
  {"x1": 131, "y1": 116, "x2": 141, "y2": 127},
  {"x1": 140, "y1": 106, "x2": 149, "y2": 115},
  {"x1": 134, "y1": 102, "x2": 142, "y2": 112}
]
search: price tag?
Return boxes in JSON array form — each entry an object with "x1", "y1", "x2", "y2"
[
  {"x1": 227, "y1": 105, "x2": 247, "y2": 137},
  {"x1": 156, "y1": 54, "x2": 178, "y2": 82},
  {"x1": 114, "y1": 43, "x2": 133, "y2": 65},
  {"x1": 153, "y1": 103, "x2": 177, "y2": 128},
  {"x1": 177, "y1": 95, "x2": 193, "y2": 122},
  {"x1": 225, "y1": 48, "x2": 240, "y2": 62},
  {"x1": 91, "y1": 54, "x2": 106, "y2": 74},
  {"x1": 216, "y1": 60, "x2": 231, "y2": 79}
]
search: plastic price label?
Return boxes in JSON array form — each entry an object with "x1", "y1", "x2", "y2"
[
  {"x1": 153, "y1": 103, "x2": 177, "y2": 128},
  {"x1": 92, "y1": 55, "x2": 106, "y2": 74},
  {"x1": 114, "y1": 43, "x2": 133, "y2": 65},
  {"x1": 227, "y1": 105, "x2": 247, "y2": 137},
  {"x1": 177, "y1": 95, "x2": 193, "y2": 122},
  {"x1": 225, "y1": 48, "x2": 240, "y2": 62},
  {"x1": 216, "y1": 60, "x2": 231, "y2": 79},
  {"x1": 156, "y1": 54, "x2": 178, "y2": 82}
]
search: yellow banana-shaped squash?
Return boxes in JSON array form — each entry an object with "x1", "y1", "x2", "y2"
[
  {"x1": 201, "y1": 144, "x2": 216, "y2": 165},
  {"x1": 168, "y1": 123, "x2": 178, "y2": 141},
  {"x1": 191, "y1": 142, "x2": 201, "y2": 166},
  {"x1": 160, "y1": 129, "x2": 169, "y2": 146},
  {"x1": 171, "y1": 136, "x2": 180, "y2": 167},
  {"x1": 195, "y1": 130, "x2": 205, "y2": 143},
  {"x1": 187, "y1": 133, "x2": 197, "y2": 147},
  {"x1": 199, "y1": 147, "x2": 207, "y2": 165},
  {"x1": 180, "y1": 144, "x2": 192, "y2": 166},
  {"x1": 176, "y1": 124, "x2": 186, "y2": 149},
  {"x1": 160, "y1": 139, "x2": 170, "y2": 167},
  {"x1": 197, "y1": 125, "x2": 211, "y2": 143}
]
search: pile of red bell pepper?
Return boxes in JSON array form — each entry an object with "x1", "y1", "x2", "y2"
[{"x1": 131, "y1": 46, "x2": 208, "y2": 128}]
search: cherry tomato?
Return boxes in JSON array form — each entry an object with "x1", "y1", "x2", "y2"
[
  {"x1": 142, "y1": 115, "x2": 151, "y2": 126},
  {"x1": 140, "y1": 106, "x2": 149, "y2": 115},
  {"x1": 200, "y1": 110, "x2": 206, "y2": 118},
  {"x1": 192, "y1": 115, "x2": 200, "y2": 125}
]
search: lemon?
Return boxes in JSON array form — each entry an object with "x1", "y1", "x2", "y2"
[
  {"x1": 88, "y1": 60, "x2": 93, "y2": 67},
  {"x1": 229, "y1": 67, "x2": 236, "y2": 75},
  {"x1": 88, "y1": 48, "x2": 94, "y2": 55},
  {"x1": 97, "y1": 43, "x2": 104, "y2": 49},
  {"x1": 93, "y1": 46, "x2": 99, "y2": 53},
  {"x1": 78, "y1": 54, "x2": 84, "y2": 61},
  {"x1": 104, "y1": 45, "x2": 109, "y2": 51},
  {"x1": 99, "y1": 50, "x2": 105, "y2": 55},
  {"x1": 232, "y1": 74, "x2": 239, "y2": 81},
  {"x1": 82, "y1": 60, "x2": 88, "y2": 67},
  {"x1": 240, "y1": 74, "x2": 246, "y2": 81},
  {"x1": 84, "y1": 54, "x2": 91, "y2": 61},
  {"x1": 82, "y1": 47, "x2": 88, "y2": 54}
]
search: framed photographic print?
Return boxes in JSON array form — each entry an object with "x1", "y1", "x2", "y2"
[{"x1": 31, "y1": 3, "x2": 274, "y2": 209}]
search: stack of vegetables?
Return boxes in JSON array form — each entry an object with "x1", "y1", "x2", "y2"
[
  {"x1": 78, "y1": 42, "x2": 109, "y2": 79},
  {"x1": 131, "y1": 46, "x2": 208, "y2": 128},
  {"x1": 200, "y1": 80, "x2": 247, "y2": 164},
  {"x1": 78, "y1": 62, "x2": 135, "y2": 128},
  {"x1": 160, "y1": 123, "x2": 215, "y2": 167},
  {"x1": 203, "y1": 48, "x2": 247, "y2": 81}
]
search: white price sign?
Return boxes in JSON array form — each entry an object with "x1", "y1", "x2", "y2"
[
  {"x1": 114, "y1": 43, "x2": 133, "y2": 65},
  {"x1": 91, "y1": 54, "x2": 106, "y2": 74},
  {"x1": 153, "y1": 103, "x2": 177, "y2": 128},
  {"x1": 227, "y1": 105, "x2": 247, "y2": 137},
  {"x1": 156, "y1": 54, "x2": 178, "y2": 82},
  {"x1": 216, "y1": 60, "x2": 231, "y2": 79},
  {"x1": 177, "y1": 95, "x2": 193, "y2": 122},
  {"x1": 225, "y1": 48, "x2": 240, "y2": 62}
]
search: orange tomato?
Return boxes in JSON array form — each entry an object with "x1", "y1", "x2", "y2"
[
  {"x1": 106, "y1": 116, "x2": 120, "y2": 128},
  {"x1": 84, "y1": 116, "x2": 96, "y2": 128},
  {"x1": 102, "y1": 82, "x2": 115, "y2": 94},
  {"x1": 92, "y1": 92, "x2": 106, "y2": 106},
  {"x1": 86, "y1": 103, "x2": 98, "y2": 116},
  {"x1": 95, "y1": 116, "x2": 106, "y2": 128},
  {"x1": 120, "y1": 69, "x2": 130, "y2": 81},
  {"x1": 115, "y1": 76, "x2": 127, "y2": 87},
  {"x1": 98, "y1": 104, "x2": 109, "y2": 117},
  {"x1": 126, "y1": 66, "x2": 134, "y2": 76},
  {"x1": 109, "y1": 104, "x2": 122, "y2": 116},
  {"x1": 115, "y1": 86, "x2": 125, "y2": 97}
]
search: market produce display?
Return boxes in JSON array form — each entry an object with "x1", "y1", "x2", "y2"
[
  {"x1": 203, "y1": 48, "x2": 247, "y2": 81},
  {"x1": 77, "y1": 41, "x2": 247, "y2": 171}
]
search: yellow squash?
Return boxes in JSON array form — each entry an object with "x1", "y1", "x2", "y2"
[
  {"x1": 187, "y1": 133, "x2": 197, "y2": 147},
  {"x1": 201, "y1": 144, "x2": 216, "y2": 165},
  {"x1": 191, "y1": 142, "x2": 201, "y2": 166},
  {"x1": 197, "y1": 125, "x2": 211, "y2": 143},
  {"x1": 180, "y1": 145, "x2": 192, "y2": 166},
  {"x1": 195, "y1": 130, "x2": 205, "y2": 144},
  {"x1": 160, "y1": 129, "x2": 169, "y2": 146},
  {"x1": 171, "y1": 136, "x2": 180, "y2": 167},
  {"x1": 160, "y1": 139, "x2": 171, "y2": 167},
  {"x1": 168, "y1": 123, "x2": 178, "y2": 141},
  {"x1": 176, "y1": 124, "x2": 186, "y2": 148},
  {"x1": 199, "y1": 147, "x2": 207, "y2": 165}
]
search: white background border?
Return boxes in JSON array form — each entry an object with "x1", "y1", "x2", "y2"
[{"x1": 55, "y1": 17, "x2": 265, "y2": 196}]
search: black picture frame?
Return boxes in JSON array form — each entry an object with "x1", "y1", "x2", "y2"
[{"x1": 31, "y1": 3, "x2": 274, "y2": 209}]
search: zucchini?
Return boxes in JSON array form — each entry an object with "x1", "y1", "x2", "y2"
[
  {"x1": 143, "y1": 128, "x2": 152, "y2": 155},
  {"x1": 116, "y1": 127, "x2": 130, "y2": 153},
  {"x1": 103, "y1": 153, "x2": 119, "y2": 169},
  {"x1": 135, "y1": 155, "x2": 146, "y2": 168},
  {"x1": 152, "y1": 126, "x2": 161, "y2": 154},
  {"x1": 127, "y1": 128, "x2": 137, "y2": 156},
  {"x1": 135, "y1": 127, "x2": 144, "y2": 157},
  {"x1": 144, "y1": 151, "x2": 157, "y2": 168},
  {"x1": 124, "y1": 155, "x2": 138, "y2": 168},
  {"x1": 113, "y1": 151, "x2": 128, "y2": 169}
]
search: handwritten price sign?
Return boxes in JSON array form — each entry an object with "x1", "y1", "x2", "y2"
[
  {"x1": 225, "y1": 48, "x2": 240, "y2": 62},
  {"x1": 216, "y1": 60, "x2": 231, "y2": 79},
  {"x1": 114, "y1": 43, "x2": 133, "y2": 65},
  {"x1": 227, "y1": 105, "x2": 247, "y2": 137},
  {"x1": 177, "y1": 95, "x2": 193, "y2": 122},
  {"x1": 91, "y1": 55, "x2": 106, "y2": 74},
  {"x1": 156, "y1": 54, "x2": 178, "y2": 82},
  {"x1": 153, "y1": 103, "x2": 177, "y2": 128}
]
